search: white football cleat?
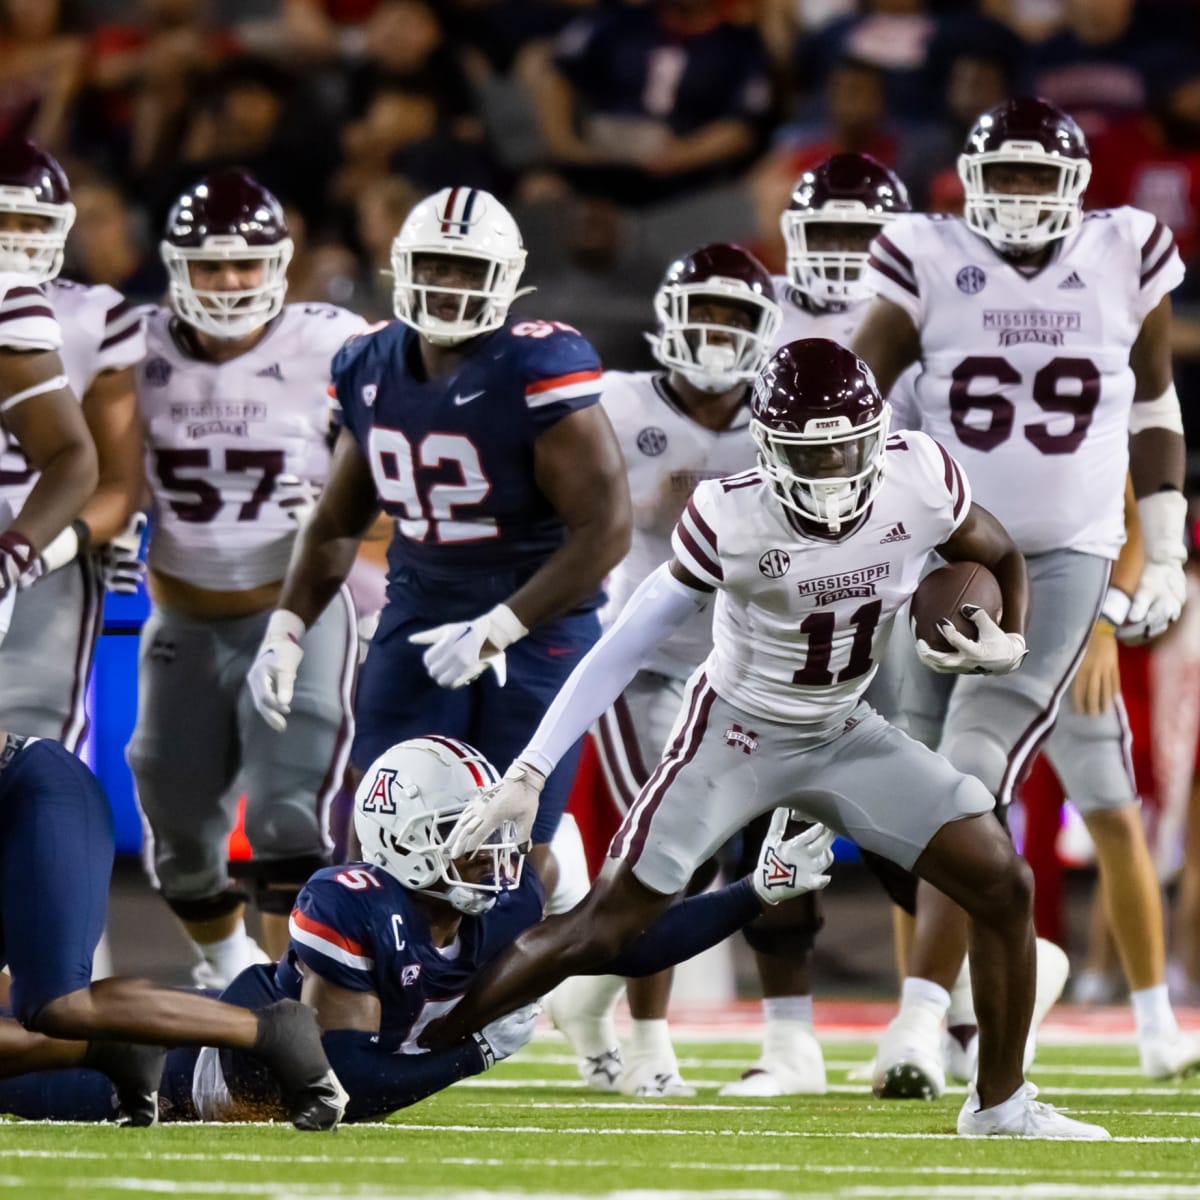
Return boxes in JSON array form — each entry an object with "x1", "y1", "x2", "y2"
[
  {"x1": 621, "y1": 1052, "x2": 695, "y2": 1098},
  {"x1": 873, "y1": 1008, "x2": 945, "y2": 1100},
  {"x1": 721, "y1": 1024, "x2": 826, "y2": 1096},
  {"x1": 1139, "y1": 1031, "x2": 1200, "y2": 1080},
  {"x1": 942, "y1": 1024, "x2": 979, "y2": 1084},
  {"x1": 957, "y1": 1083, "x2": 1110, "y2": 1139},
  {"x1": 545, "y1": 977, "x2": 624, "y2": 1092}
]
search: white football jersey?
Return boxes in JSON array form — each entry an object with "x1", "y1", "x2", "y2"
[
  {"x1": 139, "y1": 302, "x2": 367, "y2": 590},
  {"x1": 672, "y1": 431, "x2": 970, "y2": 726},
  {"x1": 602, "y1": 370, "x2": 757, "y2": 677},
  {"x1": 866, "y1": 208, "x2": 1184, "y2": 558},
  {"x1": 0, "y1": 278, "x2": 146, "y2": 513},
  {"x1": 771, "y1": 277, "x2": 864, "y2": 349}
]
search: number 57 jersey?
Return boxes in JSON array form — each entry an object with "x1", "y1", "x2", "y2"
[
  {"x1": 138, "y1": 303, "x2": 367, "y2": 590},
  {"x1": 866, "y1": 208, "x2": 1184, "y2": 559},
  {"x1": 672, "y1": 431, "x2": 971, "y2": 727}
]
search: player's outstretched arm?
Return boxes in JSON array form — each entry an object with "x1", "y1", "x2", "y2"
[
  {"x1": 447, "y1": 559, "x2": 711, "y2": 854},
  {"x1": 848, "y1": 296, "x2": 922, "y2": 397},
  {"x1": 1126, "y1": 294, "x2": 1188, "y2": 642},
  {"x1": 0, "y1": 349, "x2": 97, "y2": 566},
  {"x1": 506, "y1": 404, "x2": 632, "y2": 632}
]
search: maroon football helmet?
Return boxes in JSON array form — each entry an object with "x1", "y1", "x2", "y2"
[
  {"x1": 652, "y1": 242, "x2": 781, "y2": 393},
  {"x1": 161, "y1": 169, "x2": 293, "y2": 338},
  {"x1": 781, "y1": 153, "x2": 910, "y2": 305},
  {"x1": 0, "y1": 137, "x2": 74, "y2": 282},
  {"x1": 750, "y1": 338, "x2": 889, "y2": 532},
  {"x1": 957, "y1": 97, "x2": 1091, "y2": 250}
]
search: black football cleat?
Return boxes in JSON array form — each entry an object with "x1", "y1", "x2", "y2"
[
  {"x1": 83, "y1": 1041, "x2": 166, "y2": 1127},
  {"x1": 252, "y1": 999, "x2": 348, "y2": 1131}
]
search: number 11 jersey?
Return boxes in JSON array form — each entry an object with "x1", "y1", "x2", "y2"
[{"x1": 866, "y1": 207, "x2": 1183, "y2": 559}]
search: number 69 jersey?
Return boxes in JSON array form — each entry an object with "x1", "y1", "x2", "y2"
[
  {"x1": 138, "y1": 303, "x2": 367, "y2": 591},
  {"x1": 671, "y1": 431, "x2": 970, "y2": 726},
  {"x1": 866, "y1": 207, "x2": 1184, "y2": 559}
]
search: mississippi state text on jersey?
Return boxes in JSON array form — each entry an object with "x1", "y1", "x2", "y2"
[
  {"x1": 0, "y1": 279, "x2": 145, "y2": 513},
  {"x1": 672, "y1": 431, "x2": 970, "y2": 725},
  {"x1": 602, "y1": 369, "x2": 755, "y2": 677},
  {"x1": 866, "y1": 208, "x2": 1184, "y2": 558},
  {"x1": 138, "y1": 302, "x2": 366, "y2": 591},
  {"x1": 332, "y1": 317, "x2": 602, "y2": 584}
]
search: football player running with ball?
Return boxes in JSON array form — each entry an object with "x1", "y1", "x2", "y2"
[
  {"x1": 422, "y1": 338, "x2": 1111, "y2": 1140},
  {"x1": 852, "y1": 97, "x2": 1198, "y2": 1095}
]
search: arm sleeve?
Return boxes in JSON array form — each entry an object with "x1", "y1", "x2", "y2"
[
  {"x1": 601, "y1": 879, "x2": 761, "y2": 977},
  {"x1": 865, "y1": 218, "x2": 923, "y2": 326},
  {"x1": 95, "y1": 294, "x2": 146, "y2": 373},
  {"x1": 522, "y1": 562, "x2": 711, "y2": 777},
  {"x1": 287, "y1": 879, "x2": 377, "y2": 993},
  {"x1": 324, "y1": 1030, "x2": 486, "y2": 1123}
]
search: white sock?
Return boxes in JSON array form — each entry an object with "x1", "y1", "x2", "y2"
[
  {"x1": 195, "y1": 923, "x2": 253, "y2": 984},
  {"x1": 628, "y1": 1018, "x2": 675, "y2": 1064},
  {"x1": 547, "y1": 974, "x2": 623, "y2": 1058},
  {"x1": 901, "y1": 976, "x2": 951, "y2": 1020},
  {"x1": 947, "y1": 959, "x2": 975, "y2": 1026},
  {"x1": 763, "y1": 995, "x2": 813, "y2": 1028},
  {"x1": 1132, "y1": 983, "x2": 1179, "y2": 1041},
  {"x1": 545, "y1": 813, "x2": 591, "y2": 916}
]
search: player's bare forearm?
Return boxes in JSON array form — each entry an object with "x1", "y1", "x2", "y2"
[
  {"x1": 1111, "y1": 475, "x2": 1145, "y2": 597},
  {"x1": 278, "y1": 427, "x2": 380, "y2": 626},
  {"x1": 1129, "y1": 428, "x2": 1185, "y2": 497},
  {"x1": 849, "y1": 297, "x2": 921, "y2": 396},
  {"x1": 938, "y1": 501, "x2": 1029, "y2": 635},
  {"x1": 508, "y1": 407, "x2": 631, "y2": 630},
  {"x1": 77, "y1": 367, "x2": 143, "y2": 543},
  {"x1": 1128, "y1": 295, "x2": 1185, "y2": 496}
]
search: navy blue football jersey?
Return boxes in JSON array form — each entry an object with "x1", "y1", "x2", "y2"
[
  {"x1": 281, "y1": 863, "x2": 544, "y2": 1052},
  {"x1": 332, "y1": 317, "x2": 602, "y2": 581}
]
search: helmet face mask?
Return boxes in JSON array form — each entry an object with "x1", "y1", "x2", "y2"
[
  {"x1": 958, "y1": 98, "x2": 1092, "y2": 251},
  {"x1": 750, "y1": 339, "x2": 889, "y2": 535},
  {"x1": 391, "y1": 187, "x2": 528, "y2": 347},
  {"x1": 0, "y1": 140, "x2": 75, "y2": 283},
  {"x1": 781, "y1": 153, "x2": 910, "y2": 306},
  {"x1": 353, "y1": 738, "x2": 525, "y2": 916},
  {"x1": 161, "y1": 170, "x2": 293, "y2": 340},
  {"x1": 650, "y1": 243, "x2": 781, "y2": 393}
]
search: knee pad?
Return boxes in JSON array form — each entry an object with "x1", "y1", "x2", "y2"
[
  {"x1": 742, "y1": 892, "x2": 824, "y2": 958},
  {"x1": 164, "y1": 886, "x2": 248, "y2": 924},
  {"x1": 860, "y1": 849, "x2": 919, "y2": 915},
  {"x1": 230, "y1": 856, "x2": 328, "y2": 916},
  {"x1": 940, "y1": 725, "x2": 1012, "y2": 799}
]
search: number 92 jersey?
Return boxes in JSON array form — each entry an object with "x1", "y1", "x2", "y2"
[
  {"x1": 138, "y1": 303, "x2": 367, "y2": 591},
  {"x1": 331, "y1": 317, "x2": 602, "y2": 582},
  {"x1": 866, "y1": 208, "x2": 1184, "y2": 559},
  {"x1": 672, "y1": 431, "x2": 970, "y2": 727}
]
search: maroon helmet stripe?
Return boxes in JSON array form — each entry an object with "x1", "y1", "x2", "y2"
[
  {"x1": 868, "y1": 255, "x2": 919, "y2": 298},
  {"x1": 875, "y1": 232, "x2": 914, "y2": 274}
]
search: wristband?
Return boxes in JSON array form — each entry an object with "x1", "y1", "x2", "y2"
[
  {"x1": 1099, "y1": 586, "x2": 1131, "y2": 629},
  {"x1": 487, "y1": 603, "x2": 529, "y2": 651},
  {"x1": 265, "y1": 609, "x2": 307, "y2": 644}
]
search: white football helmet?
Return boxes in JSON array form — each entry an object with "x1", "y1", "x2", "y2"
[
  {"x1": 354, "y1": 736, "x2": 524, "y2": 916},
  {"x1": 390, "y1": 187, "x2": 530, "y2": 346},
  {"x1": 958, "y1": 98, "x2": 1092, "y2": 250},
  {"x1": 0, "y1": 139, "x2": 75, "y2": 283}
]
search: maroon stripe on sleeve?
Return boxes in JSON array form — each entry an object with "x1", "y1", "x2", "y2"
[
  {"x1": 875, "y1": 232, "x2": 915, "y2": 274},
  {"x1": 868, "y1": 255, "x2": 919, "y2": 298},
  {"x1": 99, "y1": 321, "x2": 141, "y2": 352},
  {"x1": 675, "y1": 523, "x2": 723, "y2": 581},
  {"x1": 684, "y1": 496, "x2": 718, "y2": 554},
  {"x1": 1141, "y1": 242, "x2": 1177, "y2": 288},
  {"x1": 0, "y1": 305, "x2": 54, "y2": 323},
  {"x1": 1141, "y1": 219, "x2": 1166, "y2": 261}
]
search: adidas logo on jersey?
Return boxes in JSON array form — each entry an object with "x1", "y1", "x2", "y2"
[
  {"x1": 255, "y1": 362, "x2": 284, "y2": 381},
  {"x1": 1058, "y1": 271, "x2": 1086, "y2": 289},
  {"x1": 880, "y1": 522, "x2": 910, "y2": 543}
]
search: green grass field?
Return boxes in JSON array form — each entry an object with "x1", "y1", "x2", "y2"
[{"x1": 3, "y1": 1033, "x2": 1199, "y2": 1199}]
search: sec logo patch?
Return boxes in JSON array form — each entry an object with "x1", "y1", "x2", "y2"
[
  {"x1": 636, "y1": 427, "x2": 667, "y2": 456},
  {"x1": 956, "y1": 266, "x2": 987, "y2": 295},
  {"x1": 759, "y1": 549, "x2": 791, "y2": 578}
]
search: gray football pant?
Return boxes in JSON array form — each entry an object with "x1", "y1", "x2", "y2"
[
  {"x1": 871, "y1": 548, "x2": 1110, "y2": 807},
  {"x1": 0, "y1": 558, "x2": 104, "y2": 750},
  {"x1": 608, "y1": 670, "x2": 994, "y2": 896},
  {"x1": 1042, "y1": 699, "x2": 1138, "y2": 815},
  {"x1": 128, "y1": 588, "x2": 357, "y2": 902}
]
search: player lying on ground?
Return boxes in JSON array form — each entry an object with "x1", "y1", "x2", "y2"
[
  {"x1": 0, "y1": 716, "x2": 346, "y2": 1128},
  {"x1": 0, "y1": 736, "x2": 835, "y2": 1125},
  {"x1": 424, "y1": 339, "x2": 1110, "y2": 1139}
]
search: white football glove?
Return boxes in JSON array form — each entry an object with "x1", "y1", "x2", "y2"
[
  {"x1": 408, "y1": 603, "x2": 528, "y2": 689},
  {"x1": 472, "y1": 1002, "x2": 542, "y2": 1068},
  {"x1": 248, "y1": 610, "x2": 306, "y2": 732},
  {"x1": 445, "y1": 761, "x2": 544, "y2": 858},
  {"x1": 99, "y1": 512, "x2": 148, "y2": 594},
  {"x1": 753, "y1": 808, "x2": 836, "y2": 905},
  {"x1": 1120, "y1": 490, "x2": 1189, "y2": 644},
  {"x1": 276, "y1": 473, "x2": 318, "y2": 530},
  {"x1": 915, "y1": 607, "x2": 1028, "y2": 675}
]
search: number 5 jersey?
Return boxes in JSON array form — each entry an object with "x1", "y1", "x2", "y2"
[{"x1": 866, "y1": 207, "x2": 1183, "y2": 559}]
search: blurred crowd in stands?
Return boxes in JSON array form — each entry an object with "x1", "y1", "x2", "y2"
[{"x1": 2, "y1": 0, "x2": 1198, "y2": 422}]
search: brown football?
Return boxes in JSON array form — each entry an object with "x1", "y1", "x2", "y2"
[{"x1": 911, "y1": 561, "x2": 1003, "y2": 652}]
